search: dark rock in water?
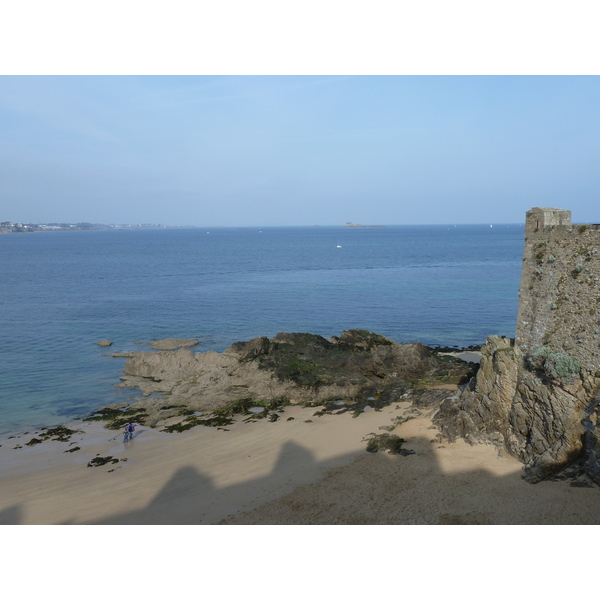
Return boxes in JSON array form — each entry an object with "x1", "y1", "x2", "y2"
[
  {"x1": 430, "y1": 345, "x2": 460, "y2": 353},
  {"x1": 430, "y1": 344, "x2": 484, "y2": 353},
  {"x1": 464, "y1": 344, "x2": 483, "y2": 352},
  {"x1": 97, "y1": 340, "x2": 112, "y2": 347}
]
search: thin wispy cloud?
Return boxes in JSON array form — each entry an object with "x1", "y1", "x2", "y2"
[
  {"x1": 1, "y1": 76, "x2": 599, "y2": 226},
  {"x1": 0, "y1": 77, "x2": 121, "y2": 143}
]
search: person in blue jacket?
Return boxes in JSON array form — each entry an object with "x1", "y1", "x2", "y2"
[{"x1": 123, "y1": 423, "x2": 136, "y2": 442}]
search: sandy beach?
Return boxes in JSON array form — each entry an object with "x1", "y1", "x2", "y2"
[{"x1": 2, "y1": 391, "x2": 600, "y2": 526}]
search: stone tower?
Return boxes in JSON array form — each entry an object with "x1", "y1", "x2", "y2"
[
  {"x1": 524, "y1": 207, "x2": 571, "y2": 236},
  {"x1": 516, "y1": 207, "x2": 600, "y2": 368},
  {"x1": 436, "y1": 207, "x2": 600, "y2": 483}
]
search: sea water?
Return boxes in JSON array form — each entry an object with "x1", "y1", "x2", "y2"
[{"x1": 0, "y1": 224, "x2": 524, "y2": 434}]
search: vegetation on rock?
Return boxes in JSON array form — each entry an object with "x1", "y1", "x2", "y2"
[{"x1": 527, "y1": 347, "x2": 581, "y2": 383}]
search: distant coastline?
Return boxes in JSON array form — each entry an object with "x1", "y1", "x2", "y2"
[
  {"x1": 1, "y1": 221, "x2": 388, "y2": 234},
  {"x1": 0, "y1": 221, "x2": 189, "y2": 234}
]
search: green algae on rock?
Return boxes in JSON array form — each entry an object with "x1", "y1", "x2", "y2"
[
  {"x1": 364, "y1": 433, "x2": 415, "y2": 456},
  {"x1": 162, "y1": 396, "x2": 291, "y2": 433},
  {"x1": 87, "y1": 456, "x2": 119, "y2": 467},
  {"x1": 37, "y1": 426, "x2": 83, "y2": 442},
  {"x1": 114, "y1": 329, "x2": 475, "y2": 427},
  {"x1": 84, "y1": 406, "x2": 148, "y2": 430}
]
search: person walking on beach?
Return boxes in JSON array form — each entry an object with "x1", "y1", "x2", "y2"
[{"x1": 123, "y1": 423, "x2": 136, "y2": 442}]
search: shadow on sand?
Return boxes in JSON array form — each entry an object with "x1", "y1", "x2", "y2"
[
  {"x1": 0, "y1": 504, "x2": 23, "y2": 526},
  {"x1": 3, "y1": 436, "x2": 600, "y2": 525},
  {"x1": 90, "y1": 441, "x2": 329, "y2": 525}
]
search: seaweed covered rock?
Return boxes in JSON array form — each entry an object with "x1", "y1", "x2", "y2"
[
  {"x1": 113, "y1": 329, "x2": 476, "y2": 428},
  {"x1": 364, "y1": 433, "x2": 415, "y2": 455}
]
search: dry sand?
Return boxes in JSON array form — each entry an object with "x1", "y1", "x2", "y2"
[{"x1": 1, "y1": 397, "x2": 600, "y2": 525}]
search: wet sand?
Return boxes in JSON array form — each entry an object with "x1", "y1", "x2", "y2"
[{"x1": 1, "y1": 396, "x2": 599, "y2": 525}]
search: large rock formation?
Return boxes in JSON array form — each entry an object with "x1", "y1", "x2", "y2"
[
  {"x1": 435, "y1": 208, "x2": 600, "y2": 483},
  {"x1": 115, "y1": 329, "x2": 475, "y2": 426},
  {"x1": 433, "y1": 335, "x2": 600, "y2": 482}
]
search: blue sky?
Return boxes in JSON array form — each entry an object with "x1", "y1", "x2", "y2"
[{"x1": 1, "y1": 75, "x2": 599, "y2": 226}]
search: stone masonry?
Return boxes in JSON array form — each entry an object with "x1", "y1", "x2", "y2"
[
  {"x1": 516, "y1": 207, "x2": 600, "y2": 369},
  {"x1": 435, "y1": 207, "x2": 600, "y2": 482}
]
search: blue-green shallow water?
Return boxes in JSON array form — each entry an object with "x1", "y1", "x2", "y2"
[{"x1": 0, "y1": 224, "x2": 524, "y2": 434}]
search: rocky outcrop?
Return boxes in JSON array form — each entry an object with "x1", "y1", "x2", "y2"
[
  {"x1": 434, "y1": 335, "x2": 600, "y2": 483},
  {"x1": 97, "y1": 340, "x2": 112, "y2": 347},
  {"x1": 433, "y1": 336, "x2": 517, "y2": 449},
  {"x1": 114, "y1": 329, "x2": 475, "y2": 427},
  {"x1": 147, "y1": 338, "x2": 199, "y2": 350}
]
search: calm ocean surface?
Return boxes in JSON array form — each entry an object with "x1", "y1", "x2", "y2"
[{"x1": 0, "y1": 225, "x2": 524, "y2": 434}]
